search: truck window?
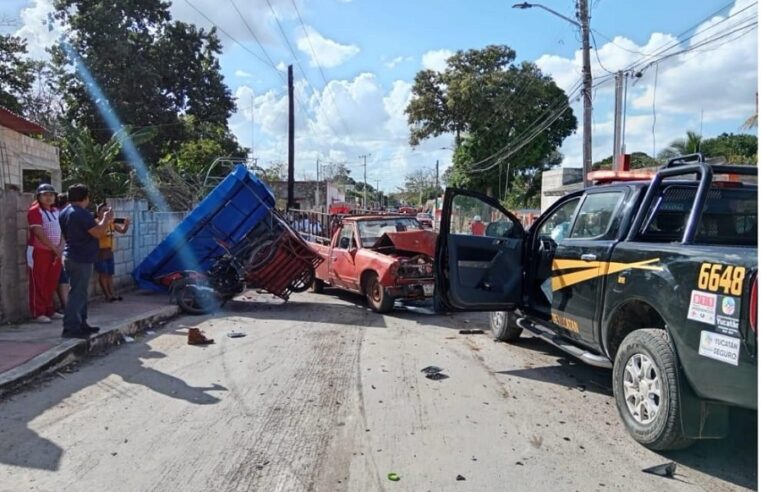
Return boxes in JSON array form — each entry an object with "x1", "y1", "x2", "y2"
[
  {"x1": 538, "y1": 198, "x2": 581, "y2": 242},
  {"x1": 357, "y1": 218, "x2": 422, "y2": 247},
  {"x1": 450, "y1": 194, "x2": 519, "y2": 238},
  {"x1": 337, "y1": 226, "x2": 356, "y2": 249},
  {"x1": 569, "y1": 192, "x2": 624, "y2": 239},
  {"x1": 639, "y1": 185, "x2": 757, "y2": 246}
]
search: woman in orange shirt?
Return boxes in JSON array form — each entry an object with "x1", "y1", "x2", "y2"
[{"x1": 94, "y1": 203, "x2": 130, "y2": 301}]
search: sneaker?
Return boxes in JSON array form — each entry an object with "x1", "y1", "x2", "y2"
[
  {"x1": 51, "y1": 312, "x2": 64, "y2": 320},
  {"x1": 34, "y1": 315, "x2": 52, "y2": 323},
  {"x1": 82, "y1": 323, "x2": 101, "y2": 334}
]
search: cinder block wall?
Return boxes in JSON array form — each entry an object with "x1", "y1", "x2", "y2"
[{"x1": 0, "y1": 192, "x2": 187, "y2": 323}]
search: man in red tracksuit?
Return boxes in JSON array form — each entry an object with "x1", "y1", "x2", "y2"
[{"x1": 27, "y1": 183, "x2": 64, "y2": 323}]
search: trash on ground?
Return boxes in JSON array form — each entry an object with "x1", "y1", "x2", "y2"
[
  {"x1": 456, "y1": 474, "x2": 466, "y2": 481},
  {"x1": 122, "y1": 335, "x2": 135, "y2": 343},
  {"x1": 227, "y1": 331, "x2": 247, "y2": 338},
  {"x1": 188, "y1": 328, "x2": 214, "y2": 345},
  {"x1": 421, "y1": 366, "x2": 443, "y2": 374},
  {"x1": 459, "y1": 329, "x2": 484, "y2": 335},
  {"x1": 425, "y1": 372, "x2": 449, "y2": 381},
  {"x1": 146, "y1": 330, "x2": 156, "y2": 335},
  {"x1": 643, "y1": 462, "x2": 677, "y2": 478},
  {"x1": 387, "y1": 472, "x2": 400, "y2": 482}
]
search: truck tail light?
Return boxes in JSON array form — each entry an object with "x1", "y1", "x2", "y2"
[{"x1": 750, "y1": 277, "x2": 757, "y2": 334}]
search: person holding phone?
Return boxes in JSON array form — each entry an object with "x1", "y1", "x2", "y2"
[{"x1": 95, "y1": 203, "x2": 130, "y2": 302}]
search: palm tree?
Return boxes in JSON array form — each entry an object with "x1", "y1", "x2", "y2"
[
  {"x1": 657, "y1": 131, "x2": 703, "y2": 160},
  {"x1": 60, "y1": 125, "x2": 155, "y2": 203}
]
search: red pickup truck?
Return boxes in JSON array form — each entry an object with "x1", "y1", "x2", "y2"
[{"x1": 308, "y1": 215, "x2": 436, "y2": 312}]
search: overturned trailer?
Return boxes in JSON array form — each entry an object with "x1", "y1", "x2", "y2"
[{"x1": 133, "y1": 164, "x2": 323, "y2": 313}]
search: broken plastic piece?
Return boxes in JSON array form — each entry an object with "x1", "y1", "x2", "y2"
[
  {"x1": 643, "y1": 462, "x2": 676, "y2": 478},
  {"x1": 420, "y1": 366, "x2": 443, "y2": 374},
  {"x1": 122, "y1": 335, "x2": 135, "y2": 343},
  {"x1": 459, "y1": 329, "x2": 485, "y2": 335},
  {"x1": 425, "y1": 372, "x2": 449, "y2": 381},
  {"x1": 387, "y1": 472, "x2": 400, "y2": 481},
  {"x1": 146, "y1": 330, "x2": 156, "y2": 335},
  {"x1": 227, "y1": 331, "x2": 246, "y2": 338},
  {"x1": 456, "y1": 475, "x2": 466, "y2": 481}
]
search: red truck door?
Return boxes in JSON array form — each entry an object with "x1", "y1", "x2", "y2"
[{"x1": 330, "y1": 224, "x2": 360, "y2": 291}]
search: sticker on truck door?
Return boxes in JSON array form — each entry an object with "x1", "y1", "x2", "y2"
[
  {"x1": 687, "y1": 290, "x2": 717, "y2": 325},
  {"x1": 698, "y1": 330, "x2": 740, "y2": 366}
]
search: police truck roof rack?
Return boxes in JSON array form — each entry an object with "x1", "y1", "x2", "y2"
[{"x1": 627, "y1": 154, "x2": 758, "y2": 245}]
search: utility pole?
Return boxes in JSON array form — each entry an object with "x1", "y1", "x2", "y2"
[
  {"x1": 315, "y1": 158, "x2": 321, "y2": 211},
  {"x1": 578, "y1": 0, "x2": 592, "y2": 188},
  {"x1": 250, "y1": 95, "x2": 255, "y2": 160},
  {"x1": 612, "y1": 70, "x2": 624, "y2": 171},
  {"x1": 359, "y1": 154, "x2": 370, "y2": 209},
  {"x1": 287, "y1": 64, "x2": 295, "y2": 209}
]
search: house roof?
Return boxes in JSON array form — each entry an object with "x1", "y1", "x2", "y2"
[{"x1": 0, "y1": 106, "x2": 46, "y2": 135}]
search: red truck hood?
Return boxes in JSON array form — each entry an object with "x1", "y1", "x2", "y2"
[{"x1": 371, "y1": 230, "x2": 437, "y2": 256}]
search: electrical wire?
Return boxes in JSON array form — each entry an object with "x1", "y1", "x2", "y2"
[{"x1": 590, "y1": 30, "x2": 616, "y2": 75}]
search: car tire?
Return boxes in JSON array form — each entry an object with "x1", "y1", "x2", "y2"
[
  {"x1": 365, "y1": 273, "x2": 394, "y2": 313},
  {"x1": 176, "y1": 282, "x2": 218, "y2": 315},
  {"x1": 490, "y1": 311, "x2": 523, "y2": 342},
  {"x1": 612, "y1": 329, "x2": 694, "y2": 451},
  {"x1": 312, "y1": 277, "x2": 326, "y2": 294}
]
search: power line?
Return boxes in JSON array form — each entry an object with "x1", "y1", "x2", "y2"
[
  {"x1": 229, "y1": 0, "x2": 284, "y2": 81},
  {"x1": 590, "y1": 30, "x2": 616, "y2": 75}
]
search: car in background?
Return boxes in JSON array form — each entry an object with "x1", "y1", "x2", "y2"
[{"x1": 417, "y1": 212, "x2": 433, "y2": 229}]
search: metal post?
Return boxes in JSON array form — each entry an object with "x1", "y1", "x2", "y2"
[
  {"x1": 287, "y1": 64, "x2": 295, "y2": 209},
  {"x1": 579, "y1": 0, "x2": 592, "y2": 189},
  {"x1": 359, "y1": 154, "x2": 370, "y2": 209},
  {"x1": 613, "y1": 71, "x2": 624, "y2": 171}
]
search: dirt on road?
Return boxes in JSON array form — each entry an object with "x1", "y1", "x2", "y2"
[{"x1": 0, "y1": 290, "x2": 756, "y2": 491}]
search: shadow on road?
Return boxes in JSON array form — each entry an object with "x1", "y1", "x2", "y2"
[{"x1": 0, "y1": 329, "x2": 226, "y2": 472}]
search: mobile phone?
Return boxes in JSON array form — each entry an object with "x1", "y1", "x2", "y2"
[{"x1": 113, "y1": 218, "x2": 126, "y2": 224}]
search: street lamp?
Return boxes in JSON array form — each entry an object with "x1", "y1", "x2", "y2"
[{"x1": 512, "y1": 1, "x2": 592, "y2": 189}]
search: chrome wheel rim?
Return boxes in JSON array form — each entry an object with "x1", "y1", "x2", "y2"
[
  {"x1": 622, "y1": 353, "x2": 662, "y2": 425},
  {"x1": 491, "y1": 311, "x2": 505, "y2": 329}
]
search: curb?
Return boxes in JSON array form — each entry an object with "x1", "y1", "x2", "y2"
[{"x1": 0, "y1": 304, "x2": 181, "y2": 397}]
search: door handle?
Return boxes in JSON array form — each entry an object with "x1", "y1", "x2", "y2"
[{"x1": 581, "y1": 253, "x2": 597, "y2": 261}]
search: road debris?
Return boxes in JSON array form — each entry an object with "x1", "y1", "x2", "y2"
[
  {"x1": 425, "y1": 372, "x2": 449, "y2": 381},
  {"x1": 643, "y1": 462, "x2": 677, "y2": 478},
  {"x1": 227, "y1": 331, "x2": 246, "y2": 338},
  {"x1": 188, "y1": 328, "x2": 214, "y2": 345},
  {"x1": 456, "y1": 474, "x2": 466, "y2": 481},
  {"x1": 387, "y1": 472, "x2": 400, "y2": 482},
  {"x1": 420, "y1": 366, "x2": 443, "y2": 374},
  {"x1": 146, "y1": 330, "x2": 156, "y2": 335},
  {"x1": 122, "y1": 336, "x2": 135, "y2": 343},
  {"x1": 459, "y1": 329, "x2": 484, "y2": 335}
]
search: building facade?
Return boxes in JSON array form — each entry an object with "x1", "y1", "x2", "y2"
[{"x1": 0, "y1": 107, "x2": 60, "y2": 193}]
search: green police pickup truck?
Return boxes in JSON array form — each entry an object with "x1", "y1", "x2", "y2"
[{"x1": 435, "y1": 155, "x2": 757, "y2": 450}]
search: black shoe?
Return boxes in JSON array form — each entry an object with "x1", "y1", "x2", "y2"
[
  {"x1": 82, "y1": 323, "x2": 101, "y2": 334},
  {"x1": 62, "y1": 329, "x2": 90, "y2": 339}
]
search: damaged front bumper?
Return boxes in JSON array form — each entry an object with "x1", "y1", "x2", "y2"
[{"x1": 385, "y1": 279, "x2": 435, "y2": 300}]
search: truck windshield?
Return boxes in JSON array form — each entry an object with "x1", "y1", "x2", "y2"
[
  {"x1": 358, "y1": 218, "x2": 423, "y2": 247},
  {"x1": 640, "y1": 184, "x2": 757, "y2": 246}
]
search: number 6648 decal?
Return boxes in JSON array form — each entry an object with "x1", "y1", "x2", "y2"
[{"x1": 697, "y1": 263, "x2": 746, "y2": 296}]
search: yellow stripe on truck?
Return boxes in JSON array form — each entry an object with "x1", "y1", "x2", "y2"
[{"x1": 550, "y1": 258, "x2": 662, "y2": 292}]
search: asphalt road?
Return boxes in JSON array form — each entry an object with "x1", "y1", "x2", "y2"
[{"x1": 0, "y1": 290, "x2": 756, "y2": 491}]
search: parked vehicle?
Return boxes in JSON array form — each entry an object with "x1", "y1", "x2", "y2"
[
  {"x1": 434, "y1": 155, "x2": 757, "y2": 450},
  {"x1": 308, "y1": 214, "x2": 436, "y2": 312},
  {"x1": 417, "y1": 212, "x2": 434, "y2": 229}
]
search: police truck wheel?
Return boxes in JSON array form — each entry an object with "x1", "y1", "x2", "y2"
[
  {"x1": 612, "y1": 329, "x2": 694, "y2": 450},
  {"x1": 490, "y1": 311, "x2": 523, "y2": 342},
  {"x1": 365, "y1": 273, "x2": 394, "y2": 313}
]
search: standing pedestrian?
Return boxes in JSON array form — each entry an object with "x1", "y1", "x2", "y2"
[
  {"x1": 58, "y1": 184, "x2": 113, "y2": 338},
  {"x1": 55, "y1": 192, "x2": 70, "y2": 313},
  {"x1": 94, "y1": 203, "x2": 130, "y2": 301},
  {"x1": 26, "y1": 184, "x2": 64, "y2": 323}
]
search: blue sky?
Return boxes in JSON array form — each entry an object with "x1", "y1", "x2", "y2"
[{"x1": 6, "y1": 0, "x2": 759, "y2": 191}]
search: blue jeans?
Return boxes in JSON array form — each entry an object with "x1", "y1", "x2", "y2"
[{"x1": 63, "y1": 258, "x2": 93, "y2": 332}]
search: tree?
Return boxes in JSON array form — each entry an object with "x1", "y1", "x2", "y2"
[
  {"x1": 592, "y1": 152, "x2": 660, "y2": 170},
  {"x1": 398, "y1": 168, "x2": 440, "y2": 206},
  {"x1": 701, "y1": 133, "x2": 757, "y2": 164},
  {"x1": 51, "y1": 0, "x2": 238, "y2": 166},
  {"x1": 0, "y1": 34, "x2": 36, "y2": 114},
  {"x1": 60, "y1": 125, "x2": 156, "y2": 204},
  {"x1": 406, "y1": 45, "x2": 577, "y2": 200},
  {"x1": 658, "y1": 131, "x2": 703, "y2": 160}
]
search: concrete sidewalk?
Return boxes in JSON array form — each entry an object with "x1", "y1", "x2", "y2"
[{"x1": 0, "y1": 291, "x2": 180, "y2": 396}]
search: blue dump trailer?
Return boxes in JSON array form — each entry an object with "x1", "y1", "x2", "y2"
[{"x1": 133, "y1": 164, "x2": 322, "y2": 313}]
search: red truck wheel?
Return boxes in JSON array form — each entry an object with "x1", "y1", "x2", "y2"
[{"x1": 365, "y1": 273, "x2": 394, "y2": 313}]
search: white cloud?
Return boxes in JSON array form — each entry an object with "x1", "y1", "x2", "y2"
[
  {"x1": 421, "y1": 49, "x2": 453, "y2": 72},
  {"x1": 384, "y1": 55, "x2": 412, "y2": 69},
  {"x1": 235, "y1": 69, "x2": 255, "y2": 78},
  {"x1": 295, "y1": 25, "x2": 359, "y2": 68},
  {"x1": 15, "y1": 0, "x2": 59, "y2": 60}
]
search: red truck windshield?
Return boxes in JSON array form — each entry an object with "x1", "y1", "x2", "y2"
[
  {"x1": 358, "y1": 218, "x2": 422, "y2": 247},
  {"x1": 640, "y1": 184, "x2": 757, "y2": 246}
]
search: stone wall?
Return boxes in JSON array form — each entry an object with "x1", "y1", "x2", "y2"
[
  {"x1": 0, "y1": 126, "x2": 61, "y2": 192},
  {"x1": 0, "y1": 193, "x2": 187, "y2": 323}
]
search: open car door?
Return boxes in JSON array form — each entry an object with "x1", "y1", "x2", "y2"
[{"x1": 435, "y1": 188, "x2": 525, "y2": 311}]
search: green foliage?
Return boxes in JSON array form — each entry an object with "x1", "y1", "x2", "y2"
[
  {"x1": 658, "y1": 131, "x2": 703, "y2": 160},
  {"x1": 51, "y1": 0, "x2": 238, "y2": 166},
  {"x1": 0, "y1": 34, "x2": 36, "y2": 114},
  {"x1": 60, "y1": 125, "x2": 156, "y2": 203},
  {"x1": 406, "y1": 45, "x2": 576, "y2": 201},
  {"x1": 658, "y1": 131, "x2": 757, "y2": 164},
  {"x1": 592, "y1": 152, "x2": 660, "y2": 170}
]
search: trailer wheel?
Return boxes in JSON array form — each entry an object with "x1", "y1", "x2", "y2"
[
  {"x1": 289, "y1": 266, "x2": 315, "y2": 293},
  {"x1": 613, "y1": 329, "x2": 694, "y2": 450},
  {"x1": 365, "y1": 273, "x2": 394, "y2": 313},
  {"x1": 247, "y1": 238, "x2": 277, "y2": 271},
  {"x1": 176, "y1": 282, "x2": 218, "y2": 315}
]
